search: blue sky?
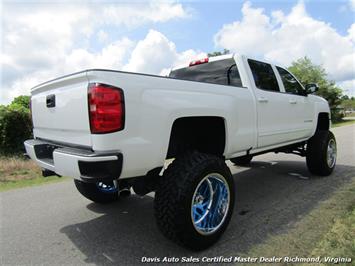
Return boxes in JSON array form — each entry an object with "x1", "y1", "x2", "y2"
[
  {"x1": 1, "y1": 0, "x2": 354, "y2": 104},
  {"x1": 106, "y1": 0, "x2": 354, "y2": 52}
]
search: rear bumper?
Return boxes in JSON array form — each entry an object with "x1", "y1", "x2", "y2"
[{"x1": 24, "y1": 139, "x2": 122, "y2": 181}]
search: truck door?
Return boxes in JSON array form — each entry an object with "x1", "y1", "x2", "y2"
[
  {"x1": 247, "y1": 59, "x2": 298, "y2": 148},
  {"x1": 275, "y1": 66, "x2": 314, "y2": 139}
]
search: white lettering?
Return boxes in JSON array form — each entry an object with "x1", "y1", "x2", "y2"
[
  {"x1": 162, "y1": 257, "x2": 179, "y2": 263},
  {"x1": 141, "y1": 257, "x2": 160, "y2": 263},
  {"x1": 181, "y1": 256, "x2": 199, "y2": 263}
]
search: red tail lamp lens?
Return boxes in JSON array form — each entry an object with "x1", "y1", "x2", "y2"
[{"x1": 88, "y1": 83, "x2": 125, "y2": 134}]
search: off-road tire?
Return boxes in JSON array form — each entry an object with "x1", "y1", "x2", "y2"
[
  {"x1": 74, "y1": 179, "x2": 120, "y2": 204},
  {"x1": 306, "y1": 130, "x2": 336, "y2": 176},
  {"x1": 230, "y1": 155, "x2": 253, "y2": 166},
  {"x1": 154, "y1": 151, "x2": 235, "y2": 250}
]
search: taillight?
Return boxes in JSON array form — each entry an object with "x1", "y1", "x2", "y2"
[
  {"x1": 88, "y1": 83, "x2": 125, "y2": 134},
  {"x1": 189, "y1": 57, "x2": 209, "y2": 66}
]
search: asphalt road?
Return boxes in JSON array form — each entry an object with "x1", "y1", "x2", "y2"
[{"x1": 1, "y1": 125, "x2": 354, "y2": 265}]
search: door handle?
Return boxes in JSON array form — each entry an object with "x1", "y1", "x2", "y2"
[
  {"x1": 258, "y1": 97, "x2": 268, "y2": 103},
  {"x1": 289, "y1": 99, "x2": 297, "y2": 104}
]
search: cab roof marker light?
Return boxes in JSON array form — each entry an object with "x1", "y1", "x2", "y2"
[{"x1": 189, "y1": 58, "x2": 209, "y2": 67}]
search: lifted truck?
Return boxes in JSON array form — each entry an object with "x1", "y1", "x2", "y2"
[{"x1": 25, "y1": 54, "x2": 336, "y2": 250}]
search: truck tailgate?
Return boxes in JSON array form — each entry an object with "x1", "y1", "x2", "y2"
[{"x1": 31, "y1": 71, "x2": 92, "y2": 147}]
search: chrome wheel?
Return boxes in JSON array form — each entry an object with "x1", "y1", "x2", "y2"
[
  {"x1": 96, "y1": 181, "x2": 118, "y2": 193},
  {"x1": 327, "y1": 139, "x2": 337, "y2": 168},
  {"x1": 191, "y1": 173, "x2": 230, "y2": 235}
]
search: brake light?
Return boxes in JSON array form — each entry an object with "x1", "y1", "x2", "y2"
[
  {"x1": 88, "y1": 83, "x2": 125, "y2": 134},
  {"x1": 189, "y1": 57, "x2": 209, "y2": 67}
]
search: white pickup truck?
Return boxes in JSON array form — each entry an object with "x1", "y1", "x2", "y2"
[{"x1": 25, "y1": 54, "x2": 336, "y2": 250}]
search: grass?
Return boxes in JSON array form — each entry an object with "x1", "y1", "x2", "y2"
[
  {"x1": 244, "y1": 178, "x2": 355, "y2": 264},
  {"x1": 344, "y1": 112, "x2": 355, "y2": 117},
  {"x1": 310, "y1": 206, "x2": 355, "y2": 262},
  {"x1": 0, "y1": 157, "x2": 67, "y2": 192},
  {"x1": 332, "y1": 119, "x2": 355, "y2": 128}
]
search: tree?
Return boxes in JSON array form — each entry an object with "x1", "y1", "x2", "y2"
[
  {"x1": 10, "y1": 95, "x2": 31, "y2": 109},
  {"x1": 288, "y1": 57, "x2": 343, "y2": 122},
  {"x1": 0, "y1": 96, "x2": 32, "y2": 155},
  {"x1": 341, "y1": 99, "x2": 355, "y2": 112},
  {"x1": 208, "y1": 49, "x2": 230, "y2": 57},
  {"x1": 341, "y1": 95, "x2": 349, "y2": 101}
]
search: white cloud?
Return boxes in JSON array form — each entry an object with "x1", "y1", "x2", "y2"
[
  {"x1": 65, "y1": 38, "x2": 134, "y2": 71},
  {"x1": 102, "y1": 1, "x2": 187, "y2": 27},
  {"x1": 214, "y1": 2, "x2": 273, "y2": 56},
  {"x1": 124, "y1": 30, "x2": 177, "y2": 74},
  {"x1": 97, "y1": 30, "x2": 109, "y2": 43},
  {"x1": 0, "y1": 1, "x2": 190, "y2": 104},
  {"x1": 123, "y1": 30, "x2": 205, "y2": 75},
  {"x1": 350, "y1": 0, "x2": 355, "y2": 11},
  {"x1": 338, "y1": 79, "x2": 355, "y2": 97},
  {"x1": 0, "y1": 37, "x2": 134, "y2": 104},
  {"x1": 1, "y1": 75, "x2": 46, "y2": 107},
  {"x1": 214, "y1": 1, "x2": 355, "y2": 87},
  {"x1": 0, "y1": 28, "x2": 204, "y2": 104},
  {"x1": 348, "y1": 23, "x2": 355, "y2": 43}
]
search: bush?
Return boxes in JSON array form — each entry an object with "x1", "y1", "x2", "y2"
[{"x1": 0, "y1": 101, "x2": 33, "y2": 155}]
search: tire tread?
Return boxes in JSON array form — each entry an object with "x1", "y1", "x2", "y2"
[
  {"x1": 154, "y1": 151, "x2": 234, "y2": 250},
  {"x1": 306, "y1": 130, "x2": 336, "y2": 176}
]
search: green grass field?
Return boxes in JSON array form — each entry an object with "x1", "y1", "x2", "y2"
[
  {"x1": 310, "y1": 203, "x2": 355, "y2": 262},
  {"x1": 0, "y1": 157, "x2": 66, "y2": 192},
  {"x1": 332, "y1": 119, "x2": 355, "y2": 128},
  {"x1": 243, "y1": 179, "x2": 355, "y2": 264}
]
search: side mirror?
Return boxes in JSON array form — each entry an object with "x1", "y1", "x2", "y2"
[{"x1": 305, "y1": 83, "x2": 319, "y2": 94}]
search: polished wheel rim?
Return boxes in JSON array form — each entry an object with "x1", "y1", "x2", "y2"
[
  {"x1": 96, "y1": 181, "x2": 118, "y2": 193},
  {"x1": 191, "y1": 173, "x2": 230, "y2": 235},
  {"x1": 327, "y1": 139, "x2": 337, "y2": 168}
]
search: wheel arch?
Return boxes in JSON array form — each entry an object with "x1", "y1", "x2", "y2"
[
  {"x1": 166, "y1": 116, "x2": 227, "y2": 159},
  {"x1": 316, "y1": 112, "x2": 330, "y2": 132}
]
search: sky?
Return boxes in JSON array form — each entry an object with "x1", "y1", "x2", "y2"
[{"x1": 1, "y1": 0, "x2": 354, "y2": 104}]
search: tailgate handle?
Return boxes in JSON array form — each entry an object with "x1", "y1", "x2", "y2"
[{"x1": 46, "y1": 94, "x2": 56, "y2": 108}]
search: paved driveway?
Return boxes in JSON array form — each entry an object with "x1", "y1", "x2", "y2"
[{"x1": 1, "y1": 125, "x2": 354, "y2": 265}]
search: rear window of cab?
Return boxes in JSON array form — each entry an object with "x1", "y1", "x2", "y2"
[{"x1": 169, "y1": 59, "x2": 243, "y2": 87}]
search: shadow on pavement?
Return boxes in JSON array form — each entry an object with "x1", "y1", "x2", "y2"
[{"x1": 60, "y1": 160, "x2": 354, "y2": 265}]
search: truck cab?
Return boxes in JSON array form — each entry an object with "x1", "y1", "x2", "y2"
[{"x1": 169, "y1": 54, "x2": 329, "y2": 154}]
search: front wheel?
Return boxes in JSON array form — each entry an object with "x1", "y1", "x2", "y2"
[
  {"x1": 74, "y1": 179, "x2": 122, "y2": 204},
  {"x1": 154, "y1": 151, "x2": 235, "y2": 250},
  {"x1": 306, "y1": 130, "x2": 337, "y2": 176}
]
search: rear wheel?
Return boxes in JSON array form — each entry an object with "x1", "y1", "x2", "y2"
[
  {"x1": 154, "y1": 151, "x2": 235, "y2": 250},
  {"x1": 230, "y1": 155, "x2": 253, "y2": 166},
  {"x1": 74, "y1": 179, "x2": 123, "y2": 204},
  {"x1": 306, "y1": 130, "x2": 337, "y2": 176}
]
